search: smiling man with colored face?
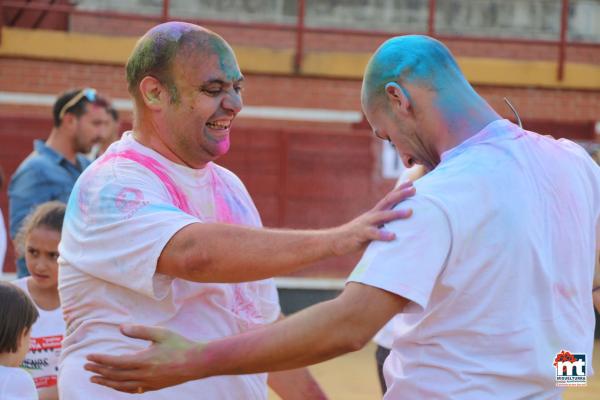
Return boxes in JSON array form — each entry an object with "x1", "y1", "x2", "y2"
[
  {"x1": 56, "y1": 22, "x2": 415, "y2": 399},
  {"x1": 133, "y1": 35, "x2": 243, "y2": 167},
  {"x1": 86, "y1": 35, "x2": 600, "y2": 399}
]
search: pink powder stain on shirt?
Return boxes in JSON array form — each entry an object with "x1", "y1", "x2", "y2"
[
  {"x1": 206, "y1": 171, "x2": 265, "y2": 327},
  {"x1": 100, "y1": 150, "x2": 193, "y2": 214},
  {"x1": 553, "y1": 282, "x2": 576, "y2": 299},
  {"x1": 211, "y1": 171, "x2": 242, "y2": 224},
  {"x1": 232, "y1": 284, "x2": 264, "y2": 330},
  {"x1": 214, "y1": 190, "x2": 236, "y2": 223},
  {"x1": 97, "y1": 148, "x2": 265, "y2": 329}
]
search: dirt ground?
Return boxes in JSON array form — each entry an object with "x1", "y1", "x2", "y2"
[{"x1": 269, "y1": 341, "x2": 600, "y2": 399}]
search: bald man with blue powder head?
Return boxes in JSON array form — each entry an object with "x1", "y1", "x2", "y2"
[{"x1": 87, "y1": 35, "x2": 600, "y2": 399}]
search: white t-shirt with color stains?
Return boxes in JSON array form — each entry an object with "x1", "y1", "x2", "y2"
[
  {"x1": 13, "y1": 278, "x2": 65, "y2": 390},
  {"x1": 350, "y1": 120, "x2": 600, "y2": 399},
  {"x1": 58, "y1": 132, "x2": 280, "y2": 400}
]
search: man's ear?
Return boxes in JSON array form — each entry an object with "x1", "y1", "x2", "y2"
[
  {"x1": 385, "y1": 82, "x2": 411, "y2": 115},
  {"x1": 139, "y1": 76, "x2": 166, "y2": 110},
  {"x1": 60, "y1": 112, "x2": 78, "y2": 131}
]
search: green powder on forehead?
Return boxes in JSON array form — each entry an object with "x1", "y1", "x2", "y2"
[
  {"x1": 206, "y1": 36, "x2": 239, "y2": 81},
  {"x1": 178, "y1": 32, "x2": 239, "y2": 80},
  {"x1": 126, "y1": 23, "x2": 239, "y2": 105}
]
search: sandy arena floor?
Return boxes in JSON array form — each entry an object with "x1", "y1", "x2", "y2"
[{"x1": 269, "y1": 341, "x2": 600, "y2": 399}]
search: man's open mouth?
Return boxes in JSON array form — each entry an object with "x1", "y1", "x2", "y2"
[{"x1": 206, "y1": 120, "x2": 231, "y2": 130}]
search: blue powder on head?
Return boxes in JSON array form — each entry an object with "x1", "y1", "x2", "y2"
[{"x1": 363, "y1": 35, "x2": 466, "y2": 102}]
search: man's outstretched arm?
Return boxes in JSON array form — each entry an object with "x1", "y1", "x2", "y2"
[
  {"x1": 157, "y1": 183, "x2": 415, "y2": 282},
  {"x1": 267, "y1": 313, "x2": 329, "y2": 400},
  {"x1": 85, "y1": 283, "x2": 408, "y2": 393},
  {"x1": 267, "y1": 368, "x2": 328, "y2": 400}
]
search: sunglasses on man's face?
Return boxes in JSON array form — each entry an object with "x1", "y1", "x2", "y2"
[{"x1": 58, "y1": 88, "x2": 97, "y2": 120}]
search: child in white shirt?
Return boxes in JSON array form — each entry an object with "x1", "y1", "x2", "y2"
[
  {"x1": 0, "y1": 281, "x2": 39, "y2": 400},
  {"x1": 13, "y1": 201, "x2": 66, "y2": 400}
]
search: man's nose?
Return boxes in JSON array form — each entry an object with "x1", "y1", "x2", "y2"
[{"x1": 222, "y1": 91, "x2": 242, "y2": 115}]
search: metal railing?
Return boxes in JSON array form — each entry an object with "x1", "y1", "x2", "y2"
[{"x1": 1, "y1": 0, "x2": 597, "y2": 81}]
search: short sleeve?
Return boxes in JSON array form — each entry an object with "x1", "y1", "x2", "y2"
[
  {"x1": 59, "y1": 159, "x2": 200, "y2": 300},
  {"x1": 1, "y1": 368, "x2": 38, "y2": 400},
  {"x1": 348, "y1": 196, "x2": 452, "y2": 312}
]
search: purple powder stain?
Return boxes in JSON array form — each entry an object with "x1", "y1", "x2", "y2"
[
  {"x1": 211, "y1": 173, "x2": 238, "y2": 224},
  {"x1": 214, "y1": 189, "x2": 236, "y2": 224},
  {"x1": 76, "y1": 181, "x2": 91, "y2": 218},
  {"x1": 210, "y1": 170, "x2": 251, "y2": 225}
]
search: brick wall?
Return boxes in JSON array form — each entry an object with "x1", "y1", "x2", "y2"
[
  {"x1": 1, "y1": 58, "x2": 598, "y2": 126},
  {"x1": 0, "y1": 59, "x2": 130, "y2": 99},
  {"x1": 67, "y1": 14, "x2": 600, "y2": 65},
  {"x1": 0, "y1": 21, "x2": 598, "y2": 276}
]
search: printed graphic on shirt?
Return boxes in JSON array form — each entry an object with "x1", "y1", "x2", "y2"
[
  {"x1": 114, "y1": 187, "x2": 149, "y2": 218},
  {"x1": 554, "y1": 350, "x2": 587, "y2": 387},
  {"x1": 21, "y1": 335, "x2": 63, "y2": 388}
]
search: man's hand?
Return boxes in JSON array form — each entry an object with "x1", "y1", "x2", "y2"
[
  {"x1": 329, "y1": 181, "x2": 415, "y2": 256},
  {"x1": 156, "y1": 181, "x2": 415, "y2": 283},
  {"x1": 85, "y1": 325, "x2": 201, "y2": 394},
  {"x1": 86, "y1": 284, "x2": 407, "y2": 394}
]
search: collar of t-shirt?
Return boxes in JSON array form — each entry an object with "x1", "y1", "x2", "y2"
[
  {"x1": 440, "y1": 119, "x2": 522, "y2": 164},
  {"x1": 121, "y1": 131, "x2": 213, "y2": 183}
]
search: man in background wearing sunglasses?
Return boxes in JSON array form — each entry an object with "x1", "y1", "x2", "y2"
[{"x1": 8, "y1": 88, "x2": 111, "y2": 277}]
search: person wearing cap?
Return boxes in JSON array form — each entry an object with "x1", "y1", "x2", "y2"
[{"x1": 8, "y1": 88, "x2": 110, "y2": 277}]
